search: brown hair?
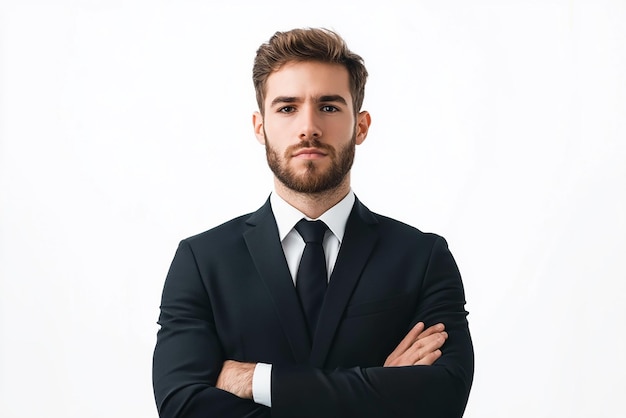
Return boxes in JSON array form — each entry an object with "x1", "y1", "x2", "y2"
[{"x1": 253, "y1": 28, "x2": 368, "y2": 115}]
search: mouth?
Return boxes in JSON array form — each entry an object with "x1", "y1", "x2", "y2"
[{"x1": 292, "y1": 148, "x2": 328, "y2": 159}]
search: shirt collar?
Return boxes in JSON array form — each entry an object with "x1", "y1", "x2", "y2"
[{"x1": 270, "y1": 190, "x2": 355, "y2": 243}]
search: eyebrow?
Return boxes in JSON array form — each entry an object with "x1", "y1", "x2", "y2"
[
  {"x1": 270, "y1": 95, "x2": 348, "y2": 108},
  {"x1": 318, "y1": 95, "x2": 348, "y2": 105}
]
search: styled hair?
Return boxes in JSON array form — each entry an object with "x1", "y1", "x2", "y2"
[{"x1": 253, "y1": 28, "x2": 368, "y2": 114}]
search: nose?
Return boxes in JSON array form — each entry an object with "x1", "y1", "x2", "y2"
[{"x1": 299, "y1": 106, "x2": 322, "y2": 140}]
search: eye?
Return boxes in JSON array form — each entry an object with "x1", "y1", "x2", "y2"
[
  {"x1": 278, "y1": 106, "x2": 296, "y2": 113},
  {"x1": 320, "y1": 105, "x2": 339, "y2": 112}
]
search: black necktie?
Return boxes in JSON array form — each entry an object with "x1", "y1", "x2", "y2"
[{"x1": 295, "y1": 219, "x2": 329, "y2": 338}]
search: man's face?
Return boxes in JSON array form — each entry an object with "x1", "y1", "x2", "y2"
[{"x1": 253, "y1": 61, "x2": 370, "y2": 194}]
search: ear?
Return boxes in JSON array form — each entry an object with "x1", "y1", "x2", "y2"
[
  {"x1": 355, "y1": 110, "x2": 371, "y2": 145},
  {"x1": 253, "y1": 111, "x2": 265, "y2": 145}
]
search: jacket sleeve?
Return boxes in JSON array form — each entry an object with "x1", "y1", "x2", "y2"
[
  {"x1": 270, "y1": 236, "x2": 474, "y2": 418},
  {"x1": 152, "y1": 240, "x2": 270, "y2": 418}
]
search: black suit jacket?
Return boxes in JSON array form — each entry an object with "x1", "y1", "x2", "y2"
[{"x1": 153, "y1": 198, "x2": 474, "y2": 418}]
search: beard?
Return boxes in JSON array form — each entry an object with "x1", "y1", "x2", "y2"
[{"x1": 264, "y1": 129, "x2": 356, "y2": 194}]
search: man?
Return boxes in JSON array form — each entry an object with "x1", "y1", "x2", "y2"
[{"x1": 153, "y1": 28, "x2": 473, "y2": 418}]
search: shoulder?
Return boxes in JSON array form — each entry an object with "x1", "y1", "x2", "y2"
[
  {"x1": 184, "y1": 212, "x2": 251, "y2": 242},
  {"x1": 180, "y1": 199, "x2": 272, "y2": 249},
  {"x1": 372, "y1": 211, "x2": 445, "y2": 246},
  {"x1": 167, "y1": 213, "x2": 256, "y2": 266},
  {"x1": 355, "y1": 199, "x2": 445, "y2": 246}
]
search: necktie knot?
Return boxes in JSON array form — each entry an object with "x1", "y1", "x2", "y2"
[{"x1": 295, "y1": 219, "x2": 328, "y2": 244}]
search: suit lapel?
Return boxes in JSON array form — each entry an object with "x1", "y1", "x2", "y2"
[
  {"x1": 243, "y1": 199, "x2": 312, "y2": 363},
  {"x1": 310, "y1": 199, "x2": 379, "y2": 366}
]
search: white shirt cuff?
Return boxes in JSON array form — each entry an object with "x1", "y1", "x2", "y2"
[{"x1": 252, "y1": 362, "x2": 272, "y2": 407}]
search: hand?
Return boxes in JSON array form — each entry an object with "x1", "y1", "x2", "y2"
[
  {"x1": 384, "y1": 322, "x2": 448, "y2": 367},
  {"x1": 216, "y1": 360, "x2": 256, "y2": 399}
]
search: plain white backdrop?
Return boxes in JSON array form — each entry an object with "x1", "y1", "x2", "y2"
[{"x1": 1, "y1": 1, "x2": 625, "y2": 417}]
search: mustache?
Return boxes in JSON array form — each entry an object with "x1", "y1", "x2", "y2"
[{"x1": 285, "y1": 139, "x2": 335, "y2": 156}]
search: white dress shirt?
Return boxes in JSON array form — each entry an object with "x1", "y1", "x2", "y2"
[{"x1": 252, "y1": 190, "x2": 355, "y2": 407}]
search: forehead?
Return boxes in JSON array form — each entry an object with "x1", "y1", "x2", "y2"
[{"x1": 264, "y1": 61, "x2": 351, "y2": 102}]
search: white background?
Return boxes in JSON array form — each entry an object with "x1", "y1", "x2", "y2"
[{"x1": 1, "y1": 1, "x2": 625, "y2": 417}]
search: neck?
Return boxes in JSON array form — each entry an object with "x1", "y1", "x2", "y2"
[{"x1": 274, "y1": 174, "x2": 351, "y2": 219}]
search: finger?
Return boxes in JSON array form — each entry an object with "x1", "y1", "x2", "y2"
[
  {"x1": 386, "y1": 331, "x2": 447, "y2": 367},
  {"x1": 416, "y1": 323, "x2": 445, "y2": 340},
  {"x1": 385, "y1": 322, "x2": 424, "y2": 365},
  {"x1": 417, "y1": 331, "x2": 447, "y2": 355},
  {"x1": 415, "y1": 349, "x2": 442, "y2": 366},
  {"x1": 410, "y1": 331, "x2": 447, "y2": 364}
]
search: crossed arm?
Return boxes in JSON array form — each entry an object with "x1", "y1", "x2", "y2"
[
  {"x1": 153, "y1": 236, "x2": 473, "y2": 418},
  {"x1": 216, "y1": 321, "x2": 449, "y2": 399}
]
